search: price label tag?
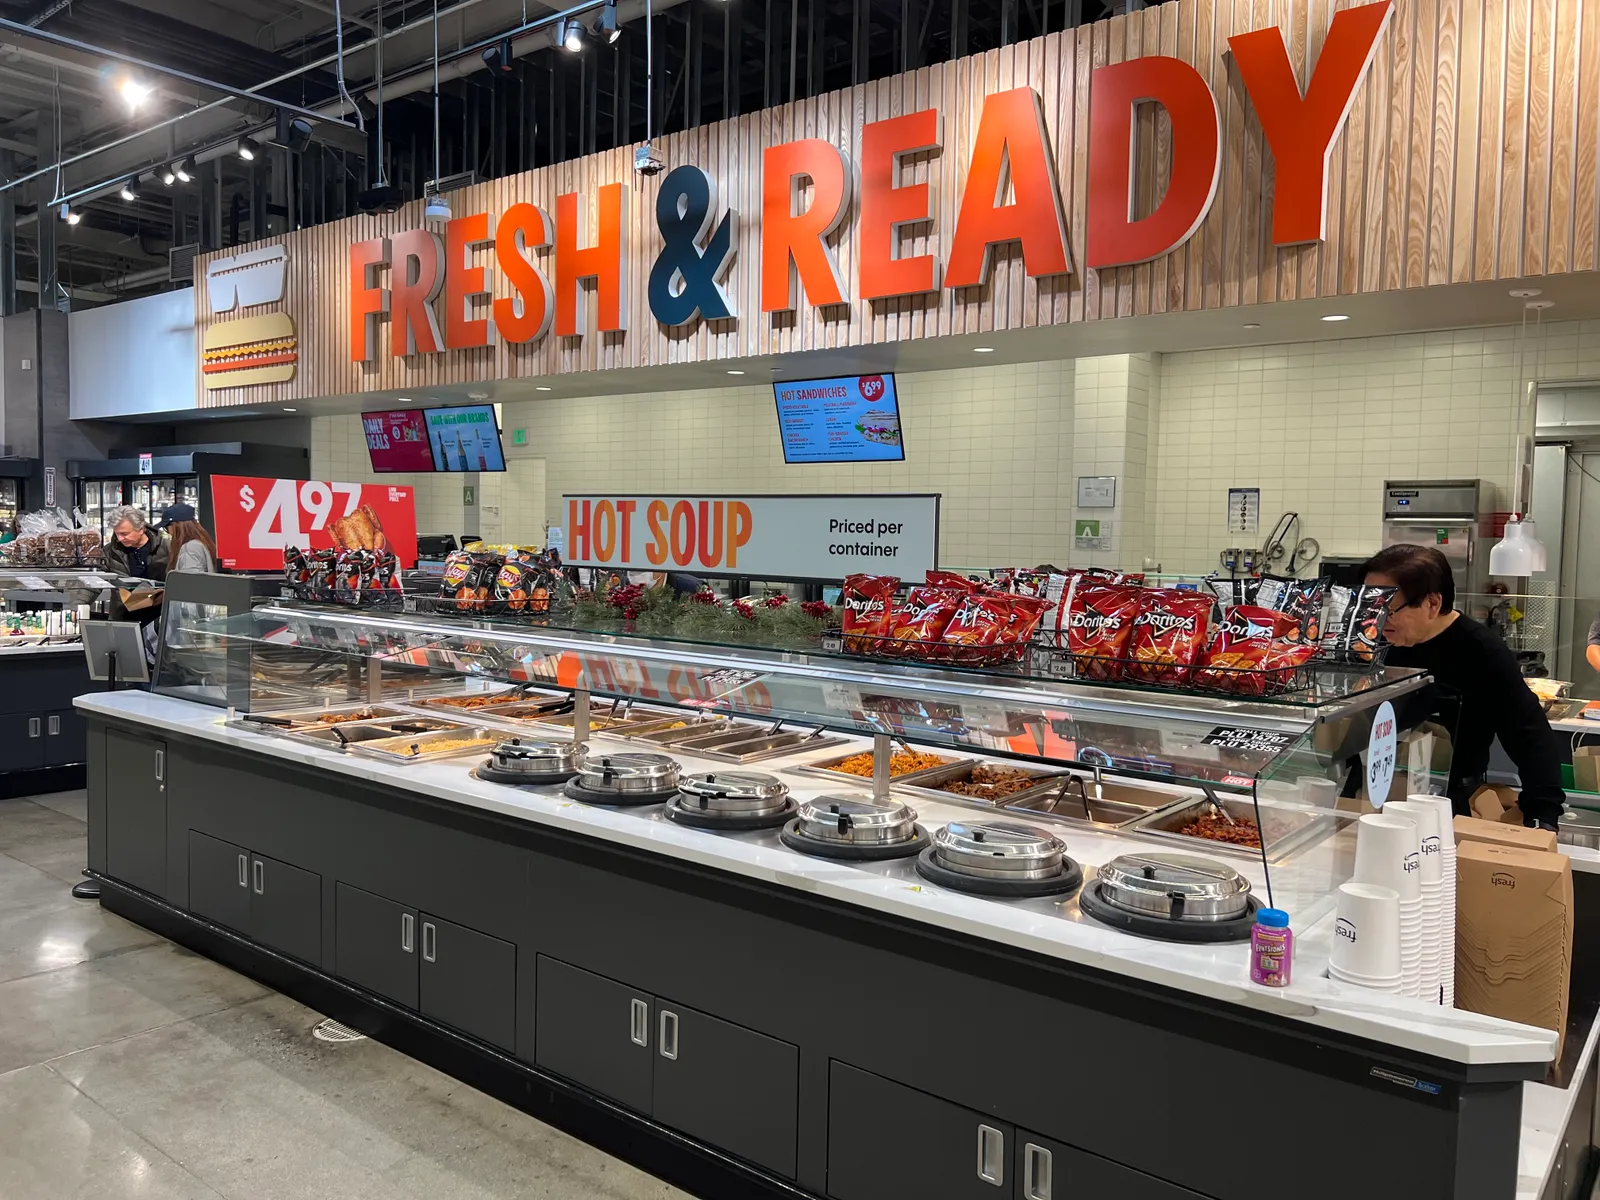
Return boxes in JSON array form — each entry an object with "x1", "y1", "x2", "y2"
[
  {"x1": 1029, "y1": 646, "x2": 1075, "y2": 680},
  {"x1": 819, "y1": 633, "x2": 844, "y2": 655},
  {"x1": 1202, "y1": 726, "x2": 1296, "y2": 753}
]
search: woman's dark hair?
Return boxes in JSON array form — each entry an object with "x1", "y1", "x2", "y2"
[
  {"x1": 166, "y1": 520, "x2": 219, "y2": 570},
  {"x1": 1362, "y1": 543, "x2": 1455, "y2": 609}
]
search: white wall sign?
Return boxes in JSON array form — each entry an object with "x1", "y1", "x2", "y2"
[
  {"x1": 1076, "y1": 476, "x2": 1117, "y2": 508},
  {"x1": 1366, "y1": 700, "x2": 1398, "y2": 807},
  {"x1": 563, "y1": 493, "x2": 940, "y2": 579},
  {"x1": 138, "y1": 453, "x2": 154, "y2": 476}
]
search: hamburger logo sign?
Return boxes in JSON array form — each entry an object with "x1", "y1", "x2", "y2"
[{"x1": 202, "y1": 245, "x2": 297, "y2": 390}]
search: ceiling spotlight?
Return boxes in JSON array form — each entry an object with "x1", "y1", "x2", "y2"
[
  {"x1": 1320, "y1": 313, "x2": 1349, "y2": 322},
  {"x1": 119, "y1": 178, "x2": 139, "y2": 202},
  {"x1": 118, "y1": 77, "x2": 152, "y2": 111},
  {"x1": 236, "y1": 137, "x2": 256, "y2": 161},
  {"x1": 58, "y1": 202, "x2": 79, "y2": 225},
  {"x1": 481, "y1": 38, "x2": 516, "y2": 72},
  {"x1": 592, "y1": 1, "x2": 620, "y2": 43},
  {"x1": 271, "y1": 111, "x2": 314, "y2": 154},
  {"x1": 176, "y1": 155, "x2": 196, "y2": 183},
  {"x1": 556, "y1": 18, "x2": 584, "y2": 51},
  {"x1": 158, "y1": 163, "x2": 176, "y2": 185}
]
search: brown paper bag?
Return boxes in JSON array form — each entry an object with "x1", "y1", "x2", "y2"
[{"x1": 1573, "y1": 745, "x2": 1600, "y2": 795}]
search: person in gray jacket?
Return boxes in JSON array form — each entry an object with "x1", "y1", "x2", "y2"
[{"x1": 159, "y1": 504, "x2": 219, "y2": 574}]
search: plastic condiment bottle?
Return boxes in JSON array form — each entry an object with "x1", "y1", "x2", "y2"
[{"x1": 1250, "y1": 907, "x2": 1293, "y2": 987}]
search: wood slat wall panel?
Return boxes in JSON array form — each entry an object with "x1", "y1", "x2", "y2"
[{"x1": 195, "y1": 0, "x2": 1600, "y2": 408}]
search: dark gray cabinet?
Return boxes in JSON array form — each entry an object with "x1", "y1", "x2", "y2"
[
  {"x1": 335, "y1": 883, "x2": 418, "y2": 1009},
  {"x1": 44, "y1": 708, "x2": 87, "y2": 766},
  {"x1": 828, "y1": 1063, "x2": 1012, "y2": 1200},
  {"x1": 0, "y1": 713, "x2": 45, "y2": 772},
  {"x1": 653, "y1": 1000, "x2": 799, "y2": 1179},
  {"x1": 1013, "y1": 1131, "x2": 1208, "y2": 1200},
  {"x1": 419, "y1": 914, "x2": 517, "y2": 1051},
  {"x1": 249, "y1": 852, "x2": 322, "y2": 965},
  {"x1": 534, "y1": 956, "x2": 799, "y2": 1180},
  {"x1": 535, "y1": 956, "x2": 654, "y2": 1112},
  {"x1": 105, "y1": 729, "x2": 166, "y2": 895},
  {"x1": 188, "y1": 829, "x2": 250, "y2": 931},
  {"x1": 183, "y1": 830, "x2": 321, "y2": 965}
]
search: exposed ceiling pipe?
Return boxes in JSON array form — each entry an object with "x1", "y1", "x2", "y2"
[
  {"x1": 289, "y1": 0, "x2": 381, "y2": 33},
  {"x1": 39, "y1": 0, "x2": 690, "y2": 212},
  {"x1": 0, "y1": 0, "x2": 498, "y2": 198},
  {"x1": 0, "y1": 18, "x2": 361, "y2": 129}
]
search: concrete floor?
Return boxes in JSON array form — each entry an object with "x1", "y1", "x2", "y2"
[{"x1": 0, "y1": 789, "x2": 693, "y2": 1200}]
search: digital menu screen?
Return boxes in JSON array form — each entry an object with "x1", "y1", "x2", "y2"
[
  {"x1": 423, "y1": 404, "x2": 507, "y2": 472},
  {"x1": 361, "y1": 409, "x2": 436, "y2": 473},
  {"x1": 774, "y1": 374, "x2": 904, "y2": 464}
]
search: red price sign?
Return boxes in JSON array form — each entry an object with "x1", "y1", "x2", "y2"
[
  {"x1": 210, "y1": 474, "x2": 419, "y2": 571},
  {"x1": 858, "y1": 374, "x2": 887, "y2": 403}
]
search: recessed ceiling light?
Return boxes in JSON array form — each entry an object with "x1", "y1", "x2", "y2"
[
  {"x1": 398, "y1": 397, "x2": 413, "y2": 403},
  {"x1": 1320, "y1": 314, "x2": 1349, "y2": 322},
  {"x1": 535, "y1": 386, "x2": 552, "y2": 392},
  {"x1": 1242, "y1": 323, "x2": 1260, "y2": 329},
  {"x1": 282, "y1": 407, "x2": 297, "y2": 412},
  {"x1": 727, "y1": 369, "x2": 746, "y2": 376},
  {"x1": 973, "y1": 346, "x2": 995, "y2": 353}
]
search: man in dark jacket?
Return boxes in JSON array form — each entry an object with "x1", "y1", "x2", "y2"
[{"x1": 102, "y1": 506, "x2": 170, "y2": 622}]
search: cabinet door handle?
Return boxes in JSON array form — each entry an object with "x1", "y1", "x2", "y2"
[
  {"x1": 421, "y1": 921, "x2": 436, "y2": 963},
  {"x1": 27, "y1": 718, "x2": 39, "y2": 738},
  {"x1": 658, "y1": 1010, "x2": 678, "y2": 1061},
  {"x1": 629, "y1": 998, "x2": 649, "y2": 1048},
  {"x1": 1024, "y1": 1143, "x2": 1052, "y2": 1200},
  {"x1": 401, "y1": 913, "x2": 414, "y2": 953},
  {"x1": 976, "y1": 1125, "x2": 1005, "y2": 1188},
  {"x1": 236, "y1": 854, "x2": 248, "y2": 888},
  {"x1": 47, "y1": 715, "x2": 59, "y2": 736},
  {"x1": 154, "y1": 748, "x2": 164, "y2": 782},
  {"x1": 252, "y1": 859, "x2": 264, "y2": 894}
]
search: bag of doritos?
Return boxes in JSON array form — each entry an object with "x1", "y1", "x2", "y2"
[
  {"x1": 843, "y1": 574, "x2": 900, "y2": 654},
  {"x1": 1063, "y1": 584, "x2": 1141, "y2": 681},
  {"x1": 1126, "y1": 589, "x2": 1213, "y2": 685}
]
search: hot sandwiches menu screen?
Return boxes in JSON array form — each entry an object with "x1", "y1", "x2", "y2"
[
  {"x1": 774, "y1": 374, "x2": 904, "y2": 464},
  {"x1": 362, "y1": 409, "x2": 435, "y2": 473}
]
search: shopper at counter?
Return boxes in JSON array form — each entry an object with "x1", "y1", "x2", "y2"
[
  {"x1": 1364, "y1": 544, "x2": 1565, "y2": 830},
  {"x1": 1585, "y1": 610, "x2": 1600, "y2": 672},
  {"x1": 103, "y1": 506, "x2": 169, "y2": 623},
  {"x1": 160, "y1": 505, "x2": 219, "y2": 574}
]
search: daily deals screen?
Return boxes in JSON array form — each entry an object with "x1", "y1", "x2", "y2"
[{"x1": 774, "y1": 374, "x2": 905, "y2": 464}]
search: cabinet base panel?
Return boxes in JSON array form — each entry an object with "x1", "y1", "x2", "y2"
[
  {"x1": 1, "y1": 764, "x2": 84, "y2": 799},
  {"x1": 96, "y1": 876, "x2": 820, "y2": 1200}
]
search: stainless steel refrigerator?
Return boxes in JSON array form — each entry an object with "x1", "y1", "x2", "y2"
[{"x1": 1380, "y1": 479, "x2": 1486, "y2": 600}]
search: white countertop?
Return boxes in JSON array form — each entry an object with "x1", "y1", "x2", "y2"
[
  {"x1": 76, "y1": 690, "x2": 1561, "y2": 1071},
  {"x1": 0, "y1": 640, "x2": 81, "y2": 657}
]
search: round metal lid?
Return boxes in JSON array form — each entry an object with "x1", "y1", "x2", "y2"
[
  {"x1": 675, "y1": 771, "x2": 790, "y2": 817},
  {"x1": 931, "y1": 821, "x2": 1066, "y2": 880},
  {"x1": 792, "y1": 794, "x2": 919, "y2": 844},
  {"x1": 571, "y1": 753, "x2": 681, "y2": 794},
  {"x1": 489, "y1": 738, "x2": 586, "y2": 772},
  {"x1": 1094, "y1": 852, "x2": 1252, "y2": 922}
]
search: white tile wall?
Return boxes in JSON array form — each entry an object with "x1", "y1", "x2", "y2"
[
  {"x1": 307, "y1": 318, "x2": 1600, "y2": 576},
  {"x1": 1147, "y1": 319, "x2": 1600, "y2": 575}
]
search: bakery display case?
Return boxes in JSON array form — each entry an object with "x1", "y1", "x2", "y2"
[{"x1": 156, "y1": 596, "x2": 1449, "y2": 922}]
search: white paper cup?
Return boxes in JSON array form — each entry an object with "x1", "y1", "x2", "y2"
[
  {"x1": 1331, "y1": 881, "x2": 1403, "y2": 981},
  {"x1": 1385, "y1": 800, "x2": 1443, "y2": 886},
  {"x1": 1299, "y1": 776, "x2": 1341, "y2": 809},
  {"x1": 1354, "y1": 813, "x2": 1422, "y2": 904}
]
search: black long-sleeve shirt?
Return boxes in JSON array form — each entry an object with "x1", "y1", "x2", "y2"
[{"x1": 1385, "y1": 613, "x2": 1565, "y2": 825}]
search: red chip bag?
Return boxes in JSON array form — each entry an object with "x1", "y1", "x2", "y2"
[
  {"x1": 1126, "y1": 589, "x2": 1213, "y2": 685},
  {"x1": 940, "y1": 594, "x2": 1013, "y2": 665},
  {"x1": 1193, "y1": 606, "x2": 1295, "y2": 695},
  {"x1": 1064, "y1": 584, "x2": 1141, "y2": 680},
  {"x1": 885, "y1": 587, "x2": 963, "y2": 659},
  {"x1": 997, "y1": 595, "x2": 1049, "y2": 647},
  {"x1": 842, "y1": 574, "x2": 900, "y2": 653},
  {"x1": 924, "y1": 570, "x2": 981, "y2": 592}
]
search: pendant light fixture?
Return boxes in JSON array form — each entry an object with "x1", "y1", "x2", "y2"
[
  {"x1": 424, "y1": 0, "x2": 450, "y2": 222},
  {"x1": 1488, "y1": 298, "x2": 1553, "y2": 577},
  {"x1": 356, "y1": 0, "x2": 403, "y2": 213}
]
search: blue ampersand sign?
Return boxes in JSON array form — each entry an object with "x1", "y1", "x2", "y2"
[{"x1": 648, "y1": 165, "x2": 738, "y2": 326}]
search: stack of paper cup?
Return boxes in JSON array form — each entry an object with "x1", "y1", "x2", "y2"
[
  {"x1": 1386, "y1": 800, "x2": 1443, "y2": 1003},
  {"x1": 1329, "y1": 881, "x2": 1404, "y2": 992},
  {"x1": 1408, "y1": 794, "x2": 1457, "y2": 1006},
  {"x1": 1353, "y1": 812, "x2": 1423, "y2": 997}
]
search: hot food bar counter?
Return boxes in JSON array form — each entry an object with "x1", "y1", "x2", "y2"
[{"x1": 79, "y1": 601, "x2": 1573, "y2": 1200}]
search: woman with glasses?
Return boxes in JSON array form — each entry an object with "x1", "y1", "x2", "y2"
[{"x1": 1364, "y1": 543, "x2": 1564, "y2": 831}]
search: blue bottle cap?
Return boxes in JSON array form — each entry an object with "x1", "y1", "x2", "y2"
[{"x1": 1255, "y1": 907, "x2": 1290, "y2": 928}]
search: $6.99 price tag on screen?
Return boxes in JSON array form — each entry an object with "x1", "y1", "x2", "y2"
[{"x1": 210, "y1": 474, "x2": 419, "y2": 570}]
